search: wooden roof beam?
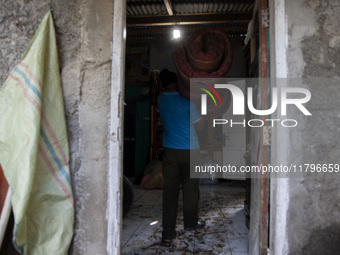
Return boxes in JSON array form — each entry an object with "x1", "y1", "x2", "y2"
[
  {"x1": 163, "y1": 0, "x2": 174, "y2": 16},
  {"x1": 127, "y1": 25, "x2": 249, "y2": 36},
  {"x1": 127, "y1": 12, "x2": 253, "y2": 26}
]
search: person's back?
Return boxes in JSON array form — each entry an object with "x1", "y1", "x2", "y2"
[
  {"x1": 158, "y1": 90, "x2": 199, "y2": 150},
  {"x1": 157, "y1": 69, "x2": 205, "y2": 248}
]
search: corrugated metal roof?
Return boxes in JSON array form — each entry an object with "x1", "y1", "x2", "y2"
[
  {"x1": 127, "y1": 0, "x2": 167, "y2": 16},
  {"x1": 173, "y1": 1, "x2": 245, "y2": 14},
  {"x1": 126, "y1": 0, "x2": 255, "y2": 42},
  {"x1": 127, "y1": 0, "x2": 255, "y2": 16}
]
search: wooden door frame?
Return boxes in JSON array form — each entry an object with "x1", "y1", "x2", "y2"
[
  {"x1": 248, "y1": 0, "x2": 271, "y2": 254},
  {"x1": 107, "y1": 0, "x2": 283, "y2": 254},
  {"x1": 259, "y1": 0, "x2": 270, "y2": 254}
]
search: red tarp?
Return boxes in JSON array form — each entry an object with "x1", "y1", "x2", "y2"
[{"x1": 0, "y1": 164, "x2": 9, "y2": 217}]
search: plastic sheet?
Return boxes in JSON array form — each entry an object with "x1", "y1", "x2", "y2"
[{"x1": 0, "y1": 11, "x2": 74, "y2": 255}]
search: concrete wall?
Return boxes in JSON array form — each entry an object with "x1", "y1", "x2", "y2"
[
  {"x1": 286, "y1": 1, "x2": 340, "y2": 254},
  {"x1": 249, "y1": 177, "x2": 261, "y2": 255},
  {"x1": 270, "y1": 0, "x2": 340, "y2": 254},
  {"x1": 269, "y1": 1, "x2": 291, "y2": 254},
  {"x1": 0, "y1": 0, "x2": 113, "y2": 254}
]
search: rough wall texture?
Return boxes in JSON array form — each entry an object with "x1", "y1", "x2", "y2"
[
  {"x1": 285, "y1": 0, "x2": 340, "y2": 254},
  {"x1": 249, "y1": 177, "x2": 261, "y2": 255},
  {"x1": 0, "y1": 0, "x2": 113, "y2": 254}
]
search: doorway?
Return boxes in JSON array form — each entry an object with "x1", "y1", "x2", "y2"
[{"x1": 109, "y1": 1, "x2": 274, "y2": 254}]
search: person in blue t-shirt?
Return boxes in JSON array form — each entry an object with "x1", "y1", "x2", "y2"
[{"x1": 157, "y1": 69, "x2": 205, "y2": 247}]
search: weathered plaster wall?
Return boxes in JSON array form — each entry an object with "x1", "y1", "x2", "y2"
[
  {"x1": 0, "y1": 0, "x2": 113, "y2": 254},
  {"x1": 276, "y1": 0, "x2": 340, "y2": 254},
  {"x1": 249, "y1": 177, "x2": 261, "y2": 255}
]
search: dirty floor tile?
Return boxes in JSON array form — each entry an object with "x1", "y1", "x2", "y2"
[{"x1": 122, "y1": 181, "x2": 249, "y2": 254}]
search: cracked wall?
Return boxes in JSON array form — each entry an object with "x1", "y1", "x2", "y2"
[
  {"x1": 0, "y1": 0, "x2": 113, "y2": 254},
  {"x1": 284, "y1": 0, "x2": 340, "y2": 254}
]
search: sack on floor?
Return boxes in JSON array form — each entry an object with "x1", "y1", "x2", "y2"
[{"x1": 141, "y1": 160, "x2": 163, "y2": 189}]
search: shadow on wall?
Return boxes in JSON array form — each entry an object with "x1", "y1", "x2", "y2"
[{"x1": 300, "y1": 224, "x2": 340, "y2": 255}]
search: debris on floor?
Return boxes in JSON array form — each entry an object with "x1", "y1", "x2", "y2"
[{"x1": 122, "y1": 181, "x2": 249, "y2": 255}]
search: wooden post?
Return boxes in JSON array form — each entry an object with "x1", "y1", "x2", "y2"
[{"x1": 259, "y1": 0, "x2": 269, "y2": 254}]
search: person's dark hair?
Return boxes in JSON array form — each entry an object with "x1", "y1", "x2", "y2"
[{"x1": 159, "y1": 69, "x2": 178, "y2": 87}]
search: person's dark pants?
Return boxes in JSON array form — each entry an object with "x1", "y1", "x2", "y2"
[{"x1": 162, "y1": 148, "x2": 199, "y2": 240}]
